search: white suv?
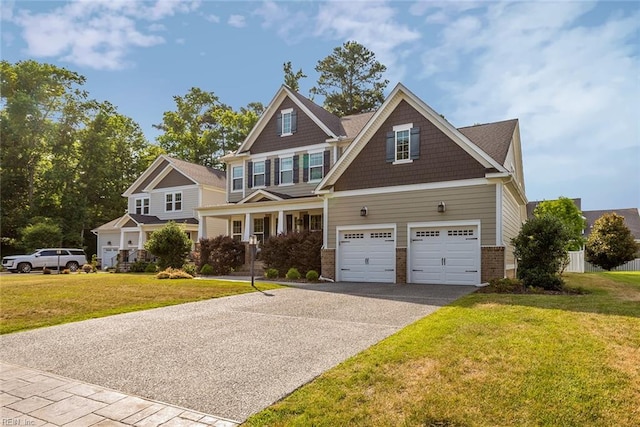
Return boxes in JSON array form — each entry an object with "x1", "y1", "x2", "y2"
[{"x1": 2, "y1": 248, "x2": 88, "y2": 273}]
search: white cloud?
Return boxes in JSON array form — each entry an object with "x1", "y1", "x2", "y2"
[
  {"x1": 414, "y1": 1, "x2": 640, "y2": 205},
  {"x1": 8, "y1": 0, "x2": 201, "y2": 70},
  {"x1": 314, "y1": 1, "x2": 421, "y2": 83},
  {"x1": 228, "y1": 14, "x2": 246, "y2": 28},
  {"x1": 253, "y1": 1, "x2": 311, "y2": 42},
  {"x1": 205, "y1": 14, "x2": 220, "y2": 23}
]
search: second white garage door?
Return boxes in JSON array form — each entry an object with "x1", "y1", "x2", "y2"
[
  {"x1": 409, "y1": 225, "x2": 480, "y2": 285},
  {"x1": 338, "y1": 228, "x2": 396, "y2": 283}
]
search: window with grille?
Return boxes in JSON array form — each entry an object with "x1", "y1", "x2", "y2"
[
  {"x1": 135, "y1": 197, "x2": 149, "y2": 215},
  {"x1": 448, "y1": 229, "x2": 474, "y2": 236},
  {"x1": 371, "y1": 232, "x2": 392, "y2": 239},
  {"x1": 344, "y1": 233, "x2": 364, "y2": 239},
  {"x1": 165, "y1": 192, "x2": 182, "y2": 212},
  {"x1": 416, "y1": 230, "x2": 440, "y2": 237}
]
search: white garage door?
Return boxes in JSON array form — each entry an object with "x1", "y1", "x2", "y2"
[
  {"x1": 410, "y1": 225, "x2": 480, "y2": 285},
  {"x1": 338, "y1": 229, "x2": 395, "y2": 283},
  {"x1": 102, "y1": 248, "x2": 119, "y2": 269}
]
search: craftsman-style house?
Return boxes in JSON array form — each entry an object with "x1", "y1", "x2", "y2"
[
  {"x1": 197, "y1": 83, "x2": 528, "y2": 285},
  {"x1": 93, "y1": 155, "x2": 226, "y2": 269}
]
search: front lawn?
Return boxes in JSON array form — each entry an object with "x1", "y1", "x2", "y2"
[
  {"x1": 246, "y1": 272, "x2": 640, "y2": 426},
  {"x1": 0, "y1": 273, "x2": 282, "y2": 334}
]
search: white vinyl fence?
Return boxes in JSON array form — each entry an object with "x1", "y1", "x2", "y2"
[{"x1": 566, "y1": 250, "x2": 640, "y2": 273}]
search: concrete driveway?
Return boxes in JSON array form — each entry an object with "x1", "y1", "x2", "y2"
[{"x1": 0, "y1": 281, "x2": 474, "y2": 422}]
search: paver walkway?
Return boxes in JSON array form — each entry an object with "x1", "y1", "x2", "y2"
[{"x1": 0, "y1": 362, "x2": 239, "y2": 427}]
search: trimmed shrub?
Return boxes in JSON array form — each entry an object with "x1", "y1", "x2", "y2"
[
  {"x1": 286, "y1": 267, "x2": 301, "y2": 280},
  {"x1": 199, "y1": 264, "x2": 215, "y2": 275},
  {"x1": 196, "y1": 235, "x2": 245, "y2": 275},
  {"x1": 129, "y1": 261, "x2": 150, "y2": 273},
  {"x1": 306, "y1": 270, "x2": 319, "y2": 281},
  {"x1": 144, "y1": 263, "x2": 158, "y2": 273},
  {"x1": 182, "y1": 263, "x2": 197, "y2": 276},
  {"x1": 260, "y1": 231, "x2": 322, "y2": 276},
  {"x1": 265, "y1": 268, "x2": 279, "y2": 279},
  {"x1": 156, "y1": 267, "x2": 193, "y2": 279},
  {"x1": 145, "y1": 221, "x2": 192, "y2": 270}
]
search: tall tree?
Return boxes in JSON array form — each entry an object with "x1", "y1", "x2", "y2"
[
  {"x1": 154, "y1": 87, "x2": 262, "y2": 169},
  {"x1": 310, "y1": 41, "x2": 388, "y2": 116},
  {"x1": 585, "y1": 213, "x2": 638, "y2": 270},
  {"x1": 283, "y1": 61, "x2": 306, "y2": 92},
  {"x1": 533, "y1": 197, "x2": 587, "y2": 251}
]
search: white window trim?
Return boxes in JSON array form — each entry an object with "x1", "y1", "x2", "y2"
[
  {"x1": 253, "y1": 160, "x2": 266, "y2": 189},
  {"x1": 281, "y1": 108, "x2": 294, "y2": 136},
  {"x1": 231, "y1": 165, "x2": 244, "y2": 193},
  {"x1": 279, "y1": 155, "x2": 294, "y2": 186},
  {"x1": 135, "y1": 197, "x2": 150, "y2": 215},
  {"x1": 392, "y1": 122, "x2": 413, "y2": 165},
  {"x1": 308, "y1": 150, "x2": 324, "y2": 183},
  {"x1": 165, "y1": 191, "x2": 183, "y2": 213}
]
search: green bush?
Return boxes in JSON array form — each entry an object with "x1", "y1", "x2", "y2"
[
  {"x1": 145, "y1": 221, "x2": 192, "y2": 270},
  {"x1": 286, "y1": 267, "x2": 301, "y2": 280},
  {"x1": 306, "y1": 270, "x2": 319, "y2": 281},
  {"x1": 129, "y1": 261, "x2": 150, "y2": 273},
  {"x1": 199, "y1": 264, "x2": 215, "y2": 275},
  {"x1": 196, "y1": 235, "x2": 244, "y2": 275},
  {"x1": 265, "y1": 268, "x2": 279, "y2": 279},
  {"x1": 586, "y1": 213, "x2": 638, "y2": 270},
  {"x1": 487, "y1": 277, "x2": 523, "y2": 293},
  {"x1": 512, "y1": 215, "x2": 571, "y2": 290},
  {"x1": 260, "y1": 231, "x2": 322, "y2": 276},
  {"x1": 144, "y1": 262, "x2": 158, "y2": 273},
  {"x1": 182, "y1": 263, "x2": 197, "y2": 276}
]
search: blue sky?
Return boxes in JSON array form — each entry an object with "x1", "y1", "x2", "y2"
[{"x1": 1, "y1": 0, "x2": 639, "y2": 211}]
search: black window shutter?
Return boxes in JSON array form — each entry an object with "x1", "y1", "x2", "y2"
[
  {"x1": 302, "y1": 154, "x2": 309, "y2": 182},
  {"x1": 291, "y1": 110, "x2": 297, "y2": 133},
  {"x1": 303, "y1": 214, "x2": 310, "y2": 231},
  {"x1": 247, "y1": 162, "x2": 253, "y2": 188},
  {"x1": 410, "y1": 127, "x2": 420, "y2": 160},
  {"x1": 323, "y1": 150, "x2": 330, "y2": 177},
  {"x1": 265, "y1": 159, "x2": 271, "y2": 187},
  {"x1": 293, "y1": 156, "x2": 299, "y2": 183},
  {"x1": 276, "y1": 113, "x2": 282, "y2": 136},
  {"x1": 386, "y1": 131, "x2": 395, "y2": 162},
  {"x1": 274, "y1": 158, "x2": 280, "y2": 186}
]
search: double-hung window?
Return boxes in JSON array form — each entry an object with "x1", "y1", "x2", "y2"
[
  {"x1": 253, "y1": 218, "x2": 264, "y2": 243},
  {"x1": 135, "y1": 197, "x2": 149, "y2": 215},
  {"x1": 310, "y1": 214, "x2": 322, "y2": 232},
  {"x1": 309, "y1": 152, "x2": 323, "y2": 181},
  {"x1": 253, "y1": 161, "x2": 265, "y2": 187},
  {"x1": 279, "y1": 157, "x2": 293, "y2": 185},
  {"x1": 387, "y1": 123, "x2": 419, "y2": 164},
  {"x1": 279, "y1": 108, "x2": 295, "y2": 136},
  {"x1": 232, "y1": 220, "x2": 242, "y2": 241},
  {"x1": 394, "y1": 123, "x2": 412, "y2": 162},
  {"x1": 232, "y1": 166, "x2": 243, "y2": 191},
  {"x1": 165, "y1": 192, "x2": 182, "y2": 212}
]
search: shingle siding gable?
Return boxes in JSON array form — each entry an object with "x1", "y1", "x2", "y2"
[
  {"x1": 334, "y1": 100, "x2": 487, "y2": 191},
  {"x1": 249, "y1": 98, "x2": 335, "y2": 154}
]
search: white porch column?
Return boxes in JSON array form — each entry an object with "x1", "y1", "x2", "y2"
[
  {"x1": 277, "y1": 210, "x2": 284, "y2": 235},
  {"x1": 119, "y1": 230, "x2": 125, "y2": 250},
  {"x1": 138, "y1": 229, "x2": 145, "y2": 250},
  {"x1": 243, "y1": 213, "x2": 251, "y2": 241},
  {"x1": 198, "y1": 213, "x2": 206, "y2": 240}
]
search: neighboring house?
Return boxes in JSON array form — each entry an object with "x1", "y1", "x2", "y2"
[
  {"x1": 197, "y1": 83, "x2": 528, "y2": 285},
  {"x1": 582, "y1": 208, "x2": 640, "y2": 246},
  {"x1": 93, "y1": 155, "x2": 227, "y2": 269}
]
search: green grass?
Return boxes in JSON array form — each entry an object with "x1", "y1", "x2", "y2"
[
  {"x1": 0, "y1": 273, "x2": 282, "y2": 334},
  {"x1": 246, "y1": 272, "x2": 640, "y2": 427}
]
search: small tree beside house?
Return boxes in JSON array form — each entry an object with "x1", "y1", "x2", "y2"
[
  {"x1": 585, "y1": 213, "x2": 638, "y2": 271},
  {"x1": 144, "y1": 221, "x2": 192, "y2": 270}
]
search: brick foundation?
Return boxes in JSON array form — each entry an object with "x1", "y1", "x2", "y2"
[
  {"x1": 321, "y1": 249, "x2": 336, "y2": 281},
  {"x1": 481, "y1": 246, "x2": 505, "y2": 282},
  {"x1": 396, "y1": 248, "x2": 407, "y2": 284}
]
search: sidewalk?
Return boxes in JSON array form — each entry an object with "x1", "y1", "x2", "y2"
[{"x1": 0, "y1": 362, "x2": 239, "y2": 427}]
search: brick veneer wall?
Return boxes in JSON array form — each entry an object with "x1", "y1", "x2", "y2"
[
  {"x1": 481, "y1": 246, "x2": 505, "y2": 282},
  {"x1": 396, "y1": 248, "x2": 407, "y2": 284},
  {"x1": 321, "y1": 249, "x2": 336, "y2": 281}
]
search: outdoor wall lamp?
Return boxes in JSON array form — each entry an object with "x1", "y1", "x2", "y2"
[
  {"x1": 128, "y1": 240, "x2": 132, "y2": 245},
  {"x1": 295, "y1": 218, "x2": 303, "y2": 226},
  {"x1": 437, "y1": 202, "x2": 446, "y2": 213},
  {"x1": 107, "y1": 241, "x2": 111, "y2": 246},
  {"x1": 360, "y1": 207, "x2": 368, "y2": 217}
]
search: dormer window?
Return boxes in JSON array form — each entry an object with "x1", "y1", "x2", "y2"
[
  {"x1": 277, "y1": 108, "x2": 297, "y2": 136},
  {"x1": 135, "y1": 197, "x2": 149, "y2": 215}
]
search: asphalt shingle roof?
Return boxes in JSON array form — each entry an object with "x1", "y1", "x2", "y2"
[
  {"x1": 458, "y1": 119, "x2": 518, "y2": 166},
  {"x1": 167, "y1": 156, "x2": 226, "y2": 189}
]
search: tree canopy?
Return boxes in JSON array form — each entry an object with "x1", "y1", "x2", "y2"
[
  {"x1": 1, "y1": 60, "x2": 160, "y2": 254},
  {"x1": 283, "y1": 61, "x2": 307, "y2": 92},
  {"x1": 585, "y1": 213, "x2": 637, "y2": 270},
  {"x1": 154, "y1": 87, "x2": 263, "y2": 170},
  {"x1": 533, "y1": 197, "x2": 586, "y2": 251},
  {"x1": 310, "y1": 41, "x2": 388, "y2": 116}
]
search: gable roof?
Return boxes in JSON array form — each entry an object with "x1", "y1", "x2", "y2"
[
  {"x1": 458, "y1": 119, "x2": 518, "y2": 166},
  {"x1": 583, "y1": 208, "x2": 640, "y2": 240},
  {"x1": 123, "y1": 155, "x2": 225, "y2": 196},
  {"x1": 317, "y1": 83, "x2": 508, "y2": 192},
  {"x1": 235, "y1": 85, "x2": 342, "y2": 154}
]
